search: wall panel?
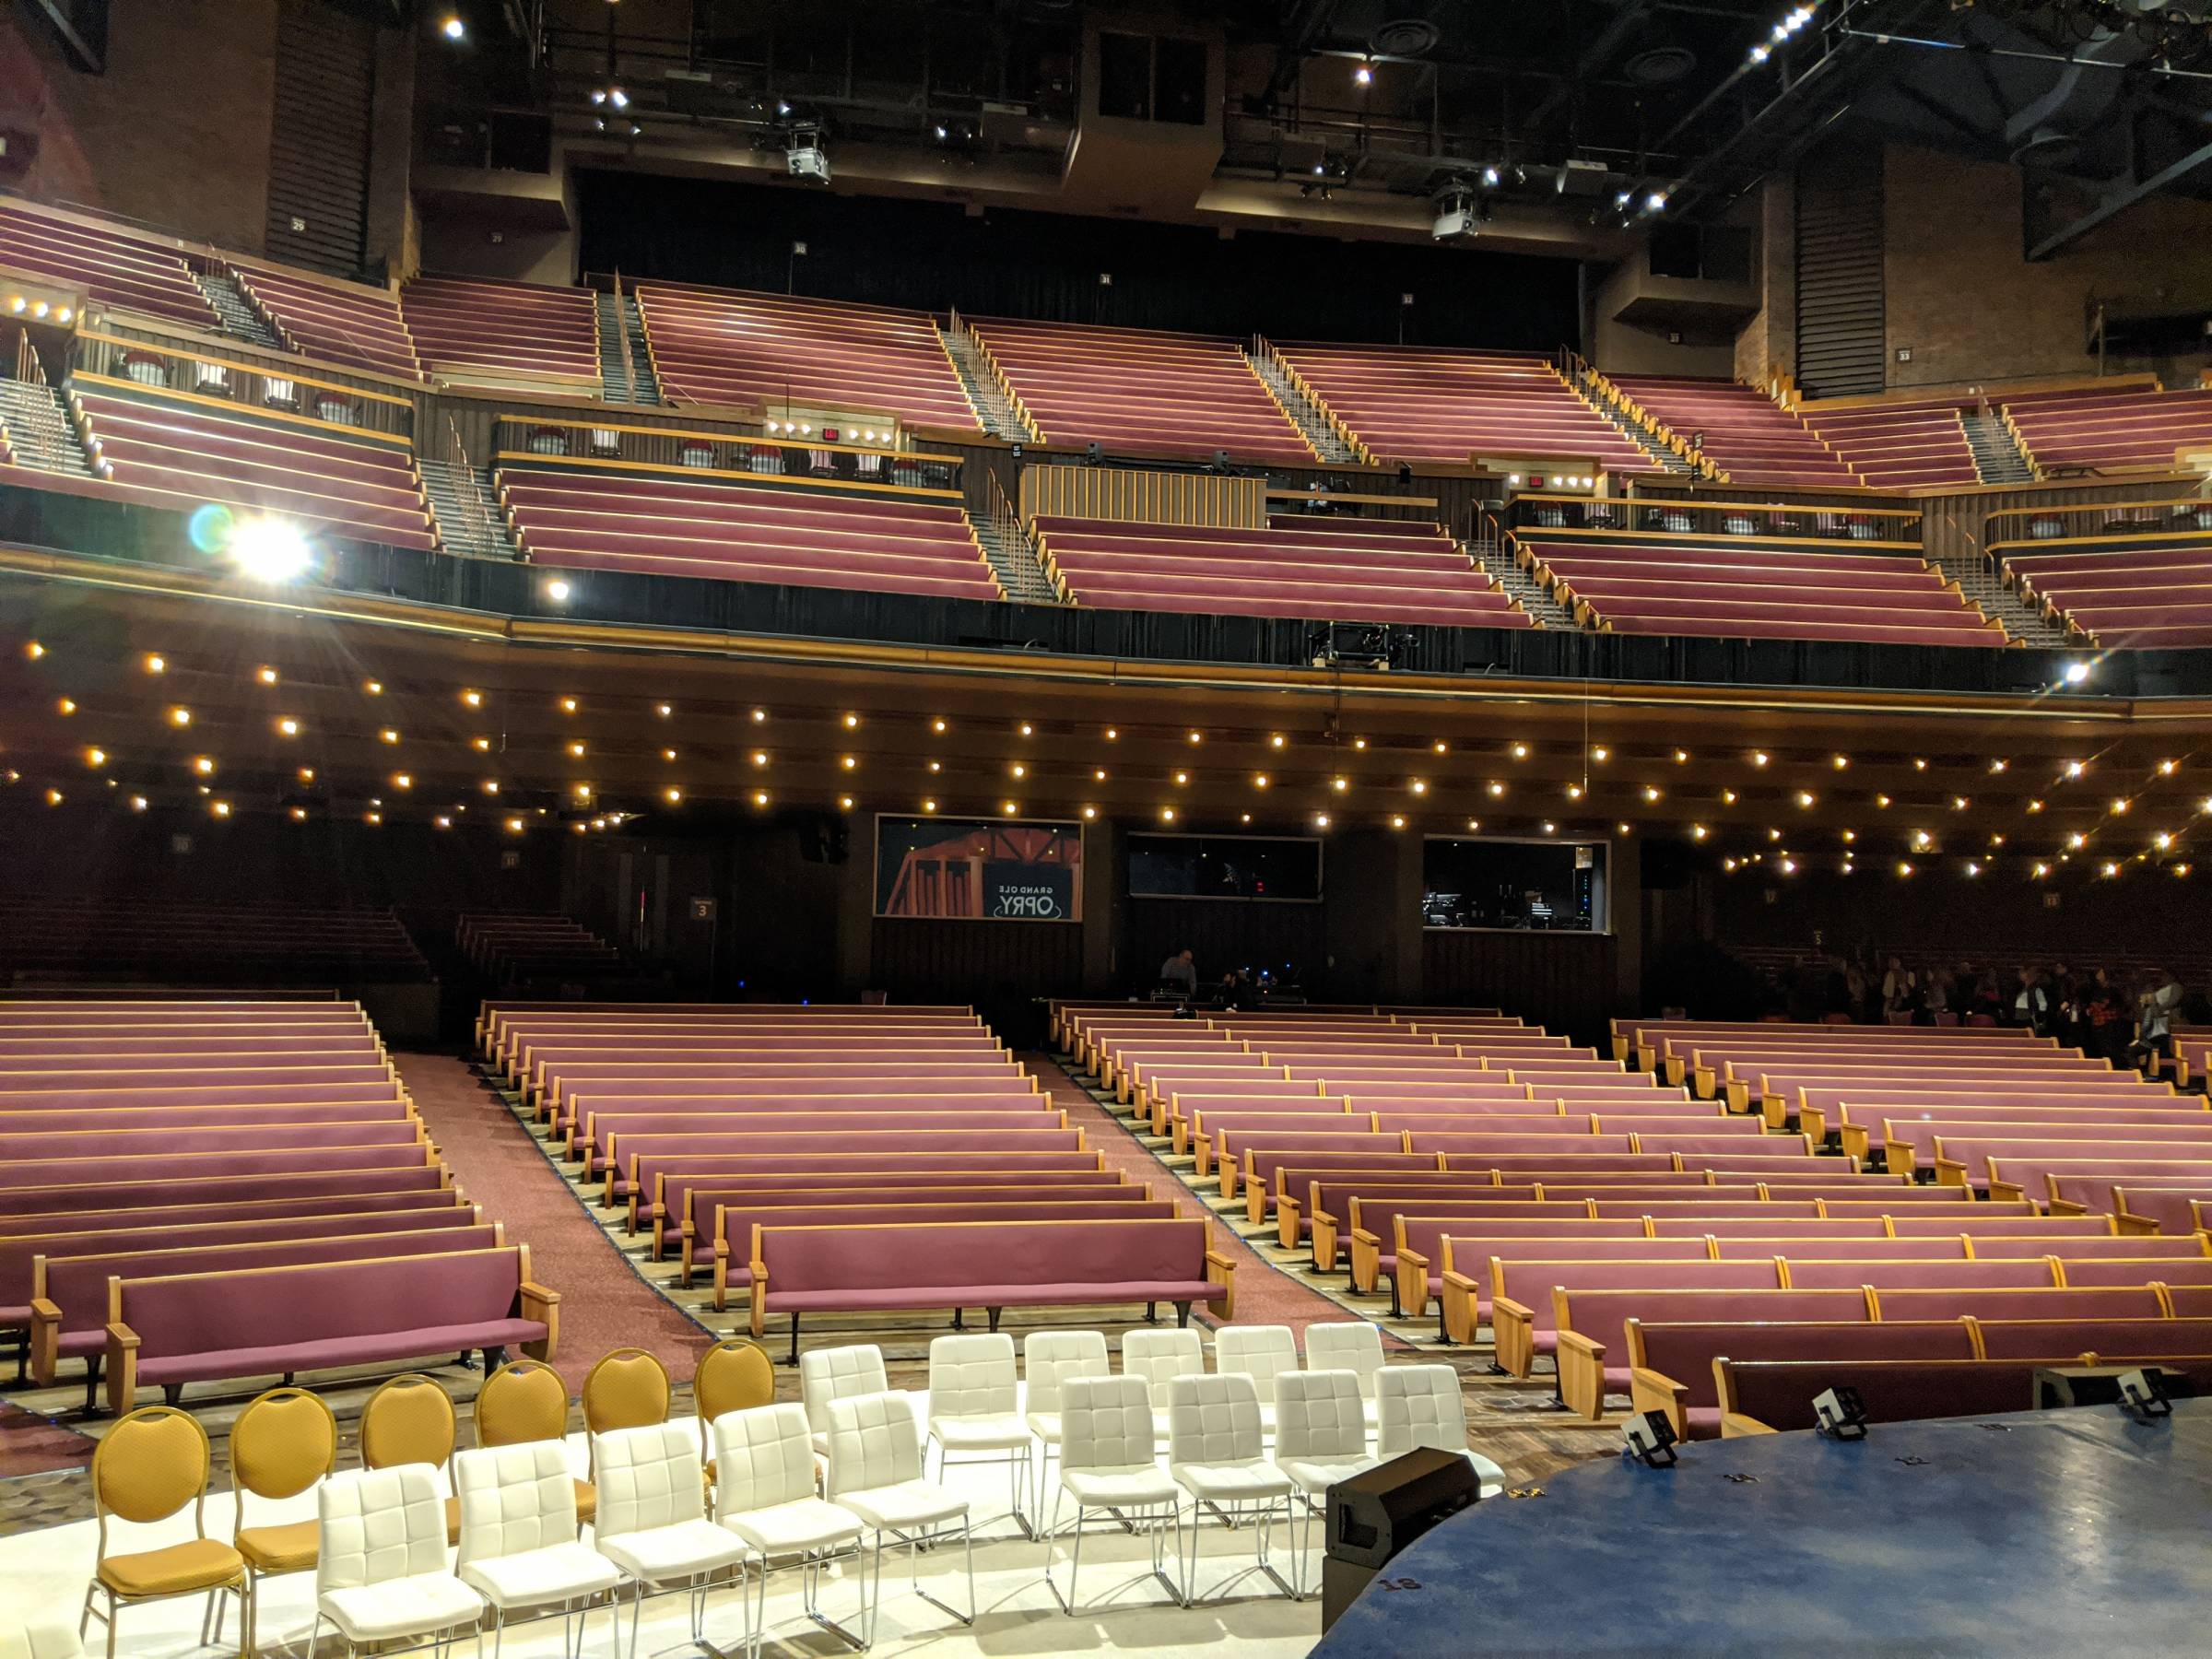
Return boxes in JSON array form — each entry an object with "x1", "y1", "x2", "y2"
[{"x1": 1421, "y1": 929, "x2": 1621, "y2": 1046}]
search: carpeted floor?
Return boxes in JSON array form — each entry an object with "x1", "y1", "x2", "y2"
[
  {"x1": 397, "y1": 1053, "x2": 714, "y2": 1391},
  {"x1": 1028, "y1": 1053, "x2": 1404, "y2": 1342}
]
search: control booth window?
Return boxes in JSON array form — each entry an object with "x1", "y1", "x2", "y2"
[
  {"x1": 1421, "y1": 837, "x2": 1607, "y2": 932},
  {"x1": 1127, "y1": 834, "x2": 1322, "y2": 901}
]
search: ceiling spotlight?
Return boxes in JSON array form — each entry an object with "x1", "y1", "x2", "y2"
[
  {"x1": 1645, "y1": 192, "x2": 1667, "y2": 213},
  {"x1": 228, "y1": 515, "x2": 313, "y2": 582},
  {"x1": 1751, "y1": 751, "x2": 1769, "y2": 767},
  {"x1": 1354, "y1": 59, "x2": 1373, "y2": 85},
  {"x1": 441, "y1": 15, "x2": 465, "y2": 41},
  {"x1": 276, "y1": 718, "x2": 300, "y2": 736},
  {"x1": 145, "y1": 653, "x2": 166, "y2": 674}
]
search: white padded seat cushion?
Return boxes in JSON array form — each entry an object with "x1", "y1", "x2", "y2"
[
  {"x1": 1063, "y1": 1466, "x2": 1179, "y2": 1508},
  {"x1": 1279, "y1": 1457, "x2": 1376, "y2": 1496},
  {"x1": 1023, "y1": 1412, "x2": 1065, "y2": 1444},
  {"x1": 717, "y1": 1496, "x2": 863, "y2": 1559},
  {"x1": 319, "y1": 1573, "x2": 483, "y2": 1642},
  {"x1": 1170, "y1": 1461, "x2": 1293, "y2": 1501},
  {"x1": 834, "y1": 1479, "x2": 970, "y2": 1534},
  {"x1": 597, "y1": 1518, "x2": 747, "y2": 1583},
  {"x1": 930, "y1": 1414, "x2": 1030, "y2": 1452},
  {"x1": 458, "y1": 1541, "x2": 618, "y2": 1608}
]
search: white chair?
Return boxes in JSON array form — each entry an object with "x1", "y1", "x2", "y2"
[
  {"x1": 924, "y1": 1334, "x2": 1034, "y2": 1539},
  {"x1": 1304, "y1": 1323, "x2": 1387, "y2": 1431},
  {"x1": 1375, "y1": 1365, "x2": 1506, "y2": 1499},
  {"x1": 591, "y1": 1423, "x2": 749, "y2": 1658},
  {"x1": 1041, "y1": 1375, "x2": 1182, "y2": 1616},
  {"x1": 712, "y1": 1404, "x2": 866, "y2": 1659},
  {"x1": 1211, "y1": 1324, "x2": 1299, "y2": 1435},
  {"x1": 1164, "y1": 1373, "x2": 1296, "y2": 1606},
  {"x1": 1, "y1": 1615, "x2": 82, "y2": 1659},
  {"x1": 1273, "y1": 1371, "x2": 1377, "y2": 1596},
  {"x1": 312, "y1": 1466, "x2": 486, "y2": 1658},
  {"x1": 453, "y1": 1442, "x2": 619, "y2": 1658},
  {"x1": 1020, "y1": 1330, "x2": 1110, "y2": 1515},
  {"x1": 823, "y1": 1392, "x2": 976, "y2": 1646},
  {"x1": 1121, "y1": 1327, "x2": 1206, "y2": 1443},
  {"x1": 799, "y1": 1344, "x2": 898, "y2": 1457}
]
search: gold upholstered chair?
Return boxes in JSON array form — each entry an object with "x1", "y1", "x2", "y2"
[{"x1": 80, "y1": 1406, "x2": 247, "y2": 1659}]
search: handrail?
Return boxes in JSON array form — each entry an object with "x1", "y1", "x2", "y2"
[{"x1": 612, "y1": 267, "x2": 637, "y2": 402}]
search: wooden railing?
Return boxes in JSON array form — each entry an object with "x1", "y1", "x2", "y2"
[{"x1": 1016, "y1": 461, "x2": 1266, "y2": 528}]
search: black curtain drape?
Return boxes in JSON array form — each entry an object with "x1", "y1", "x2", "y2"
[{"x1": 576, "y1": 170, "x2": 1582, "y2": 349}]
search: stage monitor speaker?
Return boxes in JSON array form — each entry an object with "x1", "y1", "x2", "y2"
[{"x1": 1321, "y1": 1448, "x2": 1477, "y2": 1631}]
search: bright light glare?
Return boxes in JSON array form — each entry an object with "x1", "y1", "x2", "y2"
[{"x1": 228, "y1": 516, "x2": 312, "y2": 582}]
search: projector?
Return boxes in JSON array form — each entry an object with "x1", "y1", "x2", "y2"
[
  {"x1": 1432, "y1": 200, "x2": 1478, "y2": 241},
  {"x1": 785, "y1": 143, "x2": 830, "y2": 184}
]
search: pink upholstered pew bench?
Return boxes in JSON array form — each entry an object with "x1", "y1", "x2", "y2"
[
  {"x1": 560, "y1": 1088, "x2": 1041, "y2": 1156},
  {"x1": 632, "y1": 1147, "x2": 1109, "y2": 1236},
  {"x1": 1628, "y1": 1318, "x2": 1981, "y2": 1437},
  {"x1": 582, "y1": 1107, "x2": 1066, "y2": 1180},
  {"x1": 747, "y1": 1217, "x2": 1233, "y2": 1362},
  {"x1": 1715, "y1": 1352, "x2": 2212, "y2": 1436},
  {"x1": 33, "y1": 1219, "x2": 503, "y2": 1409},
  {"x1": 709, "y1": 1196, "x2": 1180, "y2": 1309},
  {"x1": 104, "y1": 1244, "x2": 556, "y2": 1415},
  {"x1": 602, "y1": 1124, "x2": 1088, "y2": 1208}
]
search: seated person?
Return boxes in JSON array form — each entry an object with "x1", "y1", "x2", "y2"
[{"x1": 1158, "y1": 947, "x2": 1197, "y2": 995}]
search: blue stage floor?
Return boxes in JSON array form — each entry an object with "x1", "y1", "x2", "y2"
[{"x1": 1314, "y1": 1399, "x2": 2212, "y2": 1656}]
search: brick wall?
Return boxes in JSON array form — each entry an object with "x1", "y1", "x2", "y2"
[
  {"x1": 0, "y1": 1, "x2": 281, "y2": 253},
  {"x1": 1880, "y1": 144, "x2": 2212, "y2": 394},
  {"x1": 1733, "y1": 174, "x2": 1795, "y2": 385}
]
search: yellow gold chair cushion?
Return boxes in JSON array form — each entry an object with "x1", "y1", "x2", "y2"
[
  {"x1": 98, "y1": 1538, "x2": 244, "y2": 1598},
  {"x1": 236, "y1": 1520, "x2": 319, "y2": 1574}
]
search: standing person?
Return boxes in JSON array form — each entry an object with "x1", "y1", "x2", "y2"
[
  {"x1": 1880, "y1": 956, "x2": 1916, "y2": 1020},
  {"x1": 1158, "y1": 947, "x2": 1197, "y2": 995},
  {"x1": 2012, "y1": 967, "x2": 2050, "y2": 1034},
  {"x1": 2081, "y1": 970, "x2": 2124, "y2": 1061},
  {"x1": 2134, "y1": 968, "x2": 2183, "y2": 1071},
  {"x1": 1841, "y1": 962, "x2": 1869, "y2": 1023},
  {"x1": 1921, "y1": 966, "x2": 1950, "y2": 1024}
]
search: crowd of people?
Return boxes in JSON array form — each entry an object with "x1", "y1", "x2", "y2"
[{"x1": 1807, "y1": 954, "x2": 2192, "y2": 1065}]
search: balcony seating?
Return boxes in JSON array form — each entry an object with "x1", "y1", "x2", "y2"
[
  {"x1": 966, "y1": 318, "x2": 1315, "y2": 465},
  {"x1": 399, "y1": 273, "x2": 600, "y2": 388},
  {"x1": 1517, "y1": 532, "x2": 2007, "y2": 646},
  {"x1": 1271, "y1": 343, "x2": 1651, "y2": 470},
  {"x1": 1606, "y1": 376, "x2": 1857, "y2": 486},
  {"x1": 68, "y1": 382, "x2": 438, "y2": 552},
  {"x1": 457, "y1": 912, "x2": 629, "y2": 982},
  {"x1": 1999, "y1": 520, "x2": 2212, "y2": 648},
  {"x1": 634, "y1": 283, "x2": 980, "y2": 431},
  {"x1": 1795, "y1": 396, "x2": 1983, "y2": 488},
  {"x1": 2003, "y1": 384, "x2": 2212, "y2": 474},
  {"x1": 1035, "y1": 513, "x2": 1529, "y2": 629},
  {"x1": 227, "y1": 262, "x2": 423, "y2": 382},
  {"x1": 497, "y1": 461, "x2": 1001, "y2": 601},
  {"x1": 0, "y1": 203, "x2": 217, "y2": 330}
]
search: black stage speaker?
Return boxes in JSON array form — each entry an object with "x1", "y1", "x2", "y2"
[{"x1": 1321, "y1": 1449, "x2": 1477, "y2": 1631}]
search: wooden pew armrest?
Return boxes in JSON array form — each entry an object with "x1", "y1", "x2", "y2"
[
  {"x1": 105, "y1": 1322, "x2": 140, "y2": 1417},
  {"x1": 1275, "y1": 1194, "x2": 1303, "y2": 1253},
  {"x1": 1204, "y1": 1250, "x2": 1238, "y2": 1321},
  {"x1": 1630, "y1": 1366, "x2": 1690, "y2": 1440},
  {"x1": 1719, "y1": 1411, "x2": 1779, "y2": 1438},
  {"x1": 1555, "y1": 1329, "x2": 1609, "y2": 1421},
  {"x1": 1488, "y1": 1291, "x2": 1535, "y2": 1375},
  {"x1": 28, "y1": 1298, "x2": 60, "y2": 1386},
  {"x1": 1347, "y1": 1227, "x2": 1381, "y2": 1291},
  {"x1": 1395, "y1": 1247, "x2": 1430, "y2": 1318},
  {"x1": 1311, "y1": 1207, "x2": 1342, "y2": 1271}
]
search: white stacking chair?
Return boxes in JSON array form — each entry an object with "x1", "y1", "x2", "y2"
[
  {"x1": 312, "y1": 1466, "x2": 486, "y2": 1658},
  {"x1": 712, "y1": 1403, "x2": 866, "y2": 1659},
  {"x1": 1375, "y1": 1365, "x2": 1506, "y2": 1499},
  {"x1": 1303, "y1": 1323, "x2": 1387, "y2": 1432},
  {"x1": 799, "y1": 1345, "x2": 899, "y2": 1457},
  {"x1": 591, "y1": 1423, "x2": 749, "y2": 1658},
  {"x1": 1273, "y1": 1371, "x2": 1378, "y2": 1597},
  {"x1": 1019, "y1": 1330, "x2": 1110, "y2": 1514},
  {"x1": 1164, "y1": 1373, "x2": 1296, "y2": 1606},
  {"x1": 1121, "y1": 1327, "x2": 1206, "y2": 1444},
  {"x1": 924, "y1": 1334, "x2": 1034, "y2": 1538},
  {"x1": 1211, "y1": 1324, "x2": 1299, "y2": 1435},
  {"x1": 823, "y1": 1392, "x2": 976, "y2": 1647},
  {"x1": 1041, "y1": 1375, "x2": 1182, "y2": 1616},
  {"x1": 453, "y1": 1442, "x2": 620, "y2": 1658}
]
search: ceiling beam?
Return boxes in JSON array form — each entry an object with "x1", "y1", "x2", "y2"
[{"x1": 2025, "y1": 134, "x2": 2212, "y2": 260}]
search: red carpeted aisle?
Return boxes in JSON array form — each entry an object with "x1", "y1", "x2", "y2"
[
  {"x1": 397, "y1": 1053, "x2": 712, "y2": 1391},
  {"x1": 1027, "y1": 1053, "x2": 1404, "y2": 1344}
]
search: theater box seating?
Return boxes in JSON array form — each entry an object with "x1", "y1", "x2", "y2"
[
  {"x1": 227, "y1": 261, "x2": 423, "y2": 382},
  {"x1": 1606, "y1": 376, "x2": 1858, "y2": 487},
  {"x1": 2003, "y1": 383, "x2": 2212, "y2": 475},
  {"x1": 0, "y1": 203, "x2": 217, "y2": 330},
  {"x1": 399, "y1": 273, "x2": 600, "y2": 390},
  {"x1": 1795, "y1": 394, "x2": 1983, "y2": 488}
]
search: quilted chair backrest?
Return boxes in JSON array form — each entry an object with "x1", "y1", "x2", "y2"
[
  {"x1": 592, "y1": 1423, "x2": 707, "y2": 1538},
  {"x1": 1166, "y1": 1373, "x2": 1265, "y2": 1467},
  {"x1": 317, "y1": 1465, "x2": 447, "y2": 1594},
  {"x1": 1375, "y1": 1365, "x2": 1468, "y2": 1458},
  {"x1": 1122, "y1": 1328, "x2": 1206, "y2": 1403},
  {"x1": 1020, "y1": 1329, "x2": 1110, "y2": 1414},
  {"x1": 453, "y1": 1441, "x2": 580, "y2": 1566},
  {"x1": 798, "y1": 1344, "x2": 889, "y2": 1441},
  {"x1": 927, "y1": 1334, "x2": 1018, "y2": 1420},
  {"x1": 1213, "y1": 1324, "x2": 1299, "y2": 1406},
  {"x1": 712, "y1": 1404, "x2": 818, "y2": 1515},
  {"x1": 822, "y1": 1392, "x2": 924, "y2": 1499},
  {"x1": 1303, "y1": 1324, "x2": 1386, "y2": 1398},
  {"x1": 1058, "y1": 1375, "x2": 1157, "y2": 1475},
  {"x1": 1273, "y1": 1371, "x2": 1369, "y2": 1463}
]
